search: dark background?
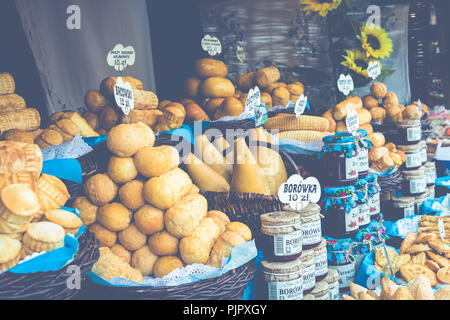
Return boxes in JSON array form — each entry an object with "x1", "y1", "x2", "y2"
[{"x1": 0, "y1": 0, "x2": 449, "y2": 117}]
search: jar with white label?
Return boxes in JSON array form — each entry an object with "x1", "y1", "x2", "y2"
[
  {"x1": 365, "y1": 174, "x2": 381, "y2": 221},
  {"x1": 385, "y1": 196, "x2": 415, "y2": 221},
  {"x1": 414, "y1": 193, "x2": 429, "y2": 214},
  {"x1": 419, "y1": 140, "x2": 427, "y2": 165},
  {"x1": 300, "y1": 203, "x2": 322, "y2": 250},
  {"x1": 262, "y1": 259, "x2": 303, "y2": 301},
  {"x1": 260, "y1": 211, "x2": 302, "y2": 262},
  {"x1": 398, "y1": 143, "x2": 423, "y2": 170},
  {"x1": 427, "y1": 185, "x2": 435, "y2": 200},
  {"x1": 396, "y1": 120, "x2": 422, "y2": 145},
  {"x1": 301, "y1": 249, "x2": 316, "y2": 294},
  {"x1": 314, "y1": 238, "x2": 328, "y2": 282},
  {"x1": 425, "y1": 161, "x2": 436, "y2": 187},
  {"x1": 356, "y1": 129, "x2": 373, "y2": 179},
  {"x1": 325, "y1": 269, "x2": 340, "y2": 300},
  {"x1": 401, "y1": 167, "x2": 427, "y2": 196},
  {"x1": 355, "y1": 179, "x2": 370, "y2": 229},
  {"x1": 328, "y1": 250, "x2": 356, "y2": 293},
  {"x1": 310, "y1": 280, "x2": 329, "y2": 300},
  {"x1": 320, "y1": 133, "x2": 359, "y2": 186}
]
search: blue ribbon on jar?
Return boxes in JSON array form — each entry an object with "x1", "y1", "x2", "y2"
[
  {"x1": 321, "y1": 185, "x2": 358, "y2": 214},
  {"x1": 355, "y1": 129, "x2": 373, "y2": 149},
  {"x1": 318, "y1": 132, "x2": 358, "y2": 160},
  {"x1": 355, "y1": 179, "x2": 369, "y2": 205},
  {"x1": 365, "y1": 174, "x2": 382, "y2": 197},
  {"x1": 324, "y1": 237, "x2": 357, "y2": 265}
]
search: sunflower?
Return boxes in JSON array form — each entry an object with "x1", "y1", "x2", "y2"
[
  {"x1": 299, "y1": 0, "x2": 343, "y2": 17},
  {"x1": 341, "y1": 49, "x2": 382, "y2": 78},
  {"x1": 357, "y1": 24, "x2": 393, "y2": 59}
]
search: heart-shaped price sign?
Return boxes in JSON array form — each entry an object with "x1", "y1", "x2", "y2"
[
  {"x1": 337, "y1": 74, "x2": 354, "y2": 96},
  {"x1": 114, "y1": 77, "x2": 135, "y2": 116},
  {"x1": 245, "y1": 87, "x2": 261, "y2": 118},
  {"x1": 201, "y1": 35, "x2": 222, "y2": 56},
  {"x1": 295, "y1": 94, "x2": 308, "y2": 118},
  {"x1": 278, "y1": 174, "x2": 321, "y2": 211},
  {"x1": 107, "y1": 44, "x2": 136, "y2": 72},
  {"x1": 367, "y1": 61, "x2": 381, "y2": 80},
  {"x1": 346, "y1": 108, "x2": 360, "y2": 135}
]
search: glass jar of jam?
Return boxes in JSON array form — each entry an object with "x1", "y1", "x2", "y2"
[
  {"x1": 327, "y1": 243, "x2": 356, "y2": 293},
  {"x1": 355, "y1": 179, "x2": 370, "y2": 229},
  {"x1": 414, "y1": 193, "x2": 428, "y2": 214},
  {"x1": 396, "y1": 120, "x2": 422, "y2": 145},
  {"x1": 365, "y1": 174, "x2": 381, "y2": 221},
  {"x1": 356, "y1": 129, "x2": 373, "y2": 179},
  {"x1": 398, "y1": 143, "x2": 423, "y2": 170},
  {"x1": 385, "y1": 195, "x2": 415, "y2": 220},
  {"x1": 325, "y1": 269, "x2": 340, "y2": 300},
  {"x1": 314, "y1": 238, "x2": 328, "y2": 282},
  {"x1": 262, "y1": 259, "x2": 303, "y2": 300},
  {"x1": 319, "y1": 133, "x2": 359, "y2": 186},
  {"x1": 321, "y1": 186, "x2": 359, "y2": 239},
  {"x1": 300, "y1": 203, "x2": 322, "y2": 250},
  {"x1": 401, "y1": 167, "x2": 427, "y2": 196},
  {"x1": 311, "y1": 280, "x2": 329, "y2": 300},
  {"x1": 419, "y1": 140, "x2": 427, "y2": 165},
  {"x1": 425, "y1": 161, "x2": 436, "y2": 187},
  {"x1": 301, "y1": 249, "x2": 316, "y2": 294},
  {"x1": 260, "y1": 211, "x2": 302, "y2": 262}
]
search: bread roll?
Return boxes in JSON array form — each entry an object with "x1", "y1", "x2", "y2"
[
  {"x1": 184, "y1": 77, "x2": 202, "y2": 97},
  {"x1": 333, "y1": 96, "x2": 363, "y2": 121},
  {"x1": 371, "y1": 82, "x2": 387, "y2": 99},
  {"x1": 370, "y1": 107, "x2": 386, "y2": 124},
  {"x1": 100, "y1": 76, "x2": 143, "y2": 97},
  {"x1": 165, "y1": 193, "x2": 208, "y2": 238},
  {"x1": 204, "y1": 98, "x2": 224, "y2": 117},
  {"x1": 85, "y1": 90, "x2": 107, "y2": 113},
  {"x1": 158, "y1": 100, "x2": 172, "y2": 110},
  {"x1": 118, "y1": 223, "x2": 147, "y2": 251},
  {"x1": 225, "y1": 222, "x2": 252, "y2": 241},
  {"x1": 124, "y1": 109, "x2": 163, "y2": 127},
  {"x1": 386, "y1": 105, "x2": 403, "y2": 123},
  {"x1": 360, "y1": 124, "x2": 374, "y2": 136},
  {"x1": 131, "y1": 246, "x2": 158, "y2": 276},
  {"x1": 256, "y1": 66, "x2": 281, "y2": 88},
  {"x1": 0, "y1": 141, "x2": 43, "y2": 179},
  {"x1": 184, "y1": 103, "x2": 210, "y2": 123},
  {"x1": 194, "y1": 58, "x2": 228, "y2": 79},
  {"x1": 107, "y1": 123, "x2": 155, "y2": 157},
  {"x1": 264, "y1": 82, "x2": 287, "y2": 94},
  {"x1": 97, "y1": 203, "x2": 131, "y2": 232},
  {"x1": 272, "y1": 87, "x2": 290, "y2": 107},
  {"x1": 154, "y1": 103, "x2": 186, "y2": 133},
  {"x1": 107, "y1": 156, "x2": 138, "y2": 184},
  {"x1": 90, "y1": 223, "x2": 117, "y2": 247},
  {"x1": 110, "y1": 243, "x2": 132, "y2": 264},
  {"x1": 237, "y1": 72, "x2": 256, "y2": 91},
  {"x1": 368, "y1": 132, "x2": 386, "y2": 148},
  {"x1": 148, "y1": 231, "x2": 179, "y2": 256},
  {"x1": 99, "y1": 106, "x2": 119, "y2": 130},
  {"x1": 73, "y1": 196, "x2": 98, "y2": 226},
  {"x1": 36, "y1": 174, "x2": 70, "y2": 212},
  {"x1": 200, "y1": 77, "x2": 235, "y2": 98},
  {"x1": 82, "y1": 112, "x2": 99, "y2": 130},
  {"x1": 321, "y1": 109, "x2": 336, "y2": 132},
  {"x1": 208, "y1": 231, "x2": 246, "y2": 268},
  {"x1": 153, "y1": 256, "x2": 184, "y2": 278},
  {"x1": 215, "y1": 97, "x2": 244, "y2": 120},
  {"x1": 134, "y1": 205, "x2": 164, "y2": 235},
  {"x1": 118, "y1": 180, "x2": 145, "y2": 211},
  {"x1": 84, "y1": 174, "x2": 117, "y2": 206},
  {"x1": 134, "y1": 145, "x2": 179, "y2": 178},
  {"x1": 362, "y1": 95, "x2": 379, "y2": 109},
  {"x1": 382, "y1": 92, "x2": 399, "y2": 109},
  {"x1": 143, "y1": 168, "x2": 193, "y2": 210},
  {"x1": 403, "y1": 105, "x2": 420, "y2": 120},
  {"x1": 335, "y1": 121, "x2": 347, "y2": 133},
  {"x1": 261, "y1": 92, "x2": 273, "y2": 110},
  {"x1": 207, "y1": 211, "x2": 231, "y2": 233},
  {"x1": 355, "y1": 108, "x2": 372, "y2": 125}
]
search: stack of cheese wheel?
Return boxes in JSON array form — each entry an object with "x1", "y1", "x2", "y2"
[{"x1": 77, "y1": 121, "x2": 253, "y2": 283}]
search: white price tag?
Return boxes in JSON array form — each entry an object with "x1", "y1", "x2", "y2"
[
  {"x1": 367, "y1": 61, "x2": 381, "y2": 80},
  {"x1": 278, "y1": 174, "x2": 321, "y2": 211},
  {"x1": 107, "y1": 44, "x2": 136, "y2": 72},
  {"x1": 201, "y1": 35, "x2": 222, "y2": 56},
  {"x1": 337, "y1": 74, "x2": 354, "y2": 96},
  {"x1": 417, "y1": 99, "x2": 422, "y2": 118},
  {"x1": 236, "y1": 45, "x2": 246, "y2": 63},
  {"x1": 114, "y1": 77, "x2": 135, "y2": 116},
  {"x1": 245, "y1": 87, "x2": 261, "y2": 117},
  {"x1": 294, "y1": 94, "x2": 308, "y2": 118},
  {"x1": 346, "y1": 109, "x2": 360, "y2": 135}
]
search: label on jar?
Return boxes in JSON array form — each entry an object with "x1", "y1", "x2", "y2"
[
  {"x1": 426, "y1": 169, "x2": 436, "y2": 185},
  {"x1": 421, "y1": 148, "x2": 427, "y2": 163},
  {"x1": 302, "y1": 262, "x2": 316, "y2": 291},
  {"x1": 273, "y1": 230, "x2": 303, "y2": 257},
  {"x1": 267, "y1": 279, "x2": 303, "y2": 300},
  {"x1": 358, "y1": 148, "x2": 369, "y2": 173},
  {"x1": 329, "y1": 284, "x2": 340, "y2": 300},
  {"x1": 406, "y1": 151, "x2": 422, "y2": 169},
  {"x1": 345, "y1": 156, "x2": 359, "y2": 180},
  {"x1": 409, "y1": 177, "x2": 426, "y2": 194},
  {"x1": 406, "y1": 126, "x2": 421, "y2": 142},
  {"x1": 358, "y1": 203, "x2": 371, "y2": 226},
  {"x1": 428, "y1": 188, "x2": 435, "y2": 200},
  {"x1": 369, "y1": 193, "x2": 380, "y2": 217},
  {"x1": 345, "y1": 207, "x2": 359, "y2": 233},
  {"x1": 404, "y1": 205, "x2": 415, "y2": 218},
  {"x1": 329, "y1": 262, "x2": 356, "y2": 289},
  {"x1": 302, "y1": 220, "x2": 321, "y2": 246},
  {"x1": 315, "y1": 248, "x2": 328, "y2": 277}
]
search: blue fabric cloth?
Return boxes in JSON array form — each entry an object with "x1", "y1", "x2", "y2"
[
  {"x1": 82, "y1": 135, "x2": 107, "y2": 147},
  {"x1": 436, "y1": 176, "x2": 450, "y2": 190},
  {"x1": 421, "y1": 196, "x2": 449, "y2": 216},
  {"x1": 42, "y1": 158, "x2": 82, "y2": 184},
  {"x1": 8, "y1": 207, "x2": 84, "y2": 274}
]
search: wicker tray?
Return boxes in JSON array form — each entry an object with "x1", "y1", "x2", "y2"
[
  {"x1": 376, "y1": 169, "x2": 404, "y2": 193},
  {"x1": 0, "y1": 230, "x2": 99, "y2": 300},
  {"x1": 81, "y1": 260, "x2": 256, "y2": 300}
]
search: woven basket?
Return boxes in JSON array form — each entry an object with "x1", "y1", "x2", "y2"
[
  {"x1": 0, "y1": 230, "x2": 99, "y2": 300},
  {"x1": 376, "y1": 169, "x2": 404, "y2": 194},
  {"x1": 81, "y1": 260, "x2": 255, "y2": 300}
]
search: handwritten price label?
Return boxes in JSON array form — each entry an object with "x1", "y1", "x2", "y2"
[
  {"x1": 114, "y1": 77, "x2": 135, "y2": 116},
  {"x1": 255, "y1": 104, "x2": 268, "y2": 127},
  {"x1": 201, "y1": 35, "x2": 222, "y2": 56},
  {"x1": 245, "y1": 87, "x2": 261, "y2": 118},
  {"x1": 295, "y1": 94, "x2": 308, "y2": 118},
  {"x1": 107, "y1": 44, "x2": 135, "y2": 72},
  {"x1": 346, "y1": 109, "x2": 360, "y2": 135},
  {"x1": 337, "y1": 74, "x2": 354, "y2": 96},
  {"x1": 367, "y1": 61, "x2": 381, "y2": 80},
  {"x1": 278, "y1": 175, "x2": 321, "y2": 211}
]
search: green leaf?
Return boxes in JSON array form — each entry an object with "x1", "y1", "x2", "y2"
[
  {"x1": 378, "y1": 68, "x2": 396, "y2": 79},
  {"x1": 344, "y1": 0, "x2": 354, "y2": 11}
]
